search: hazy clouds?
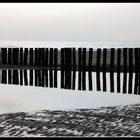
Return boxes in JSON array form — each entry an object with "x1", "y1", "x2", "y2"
[{"x1": 0, "y1": 3, "x2": 139, "y2": 41}]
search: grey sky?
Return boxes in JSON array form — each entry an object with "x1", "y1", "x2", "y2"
[{"x1": 0, "y1": 3, "x2": 140, "y2": 41}]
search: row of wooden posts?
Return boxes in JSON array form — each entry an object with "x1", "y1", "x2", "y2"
[{"x1": 0, "y1": 48, "x2": 139, "y2": 94}]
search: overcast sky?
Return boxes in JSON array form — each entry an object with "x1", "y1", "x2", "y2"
[
  {"x1": 0, "y1": 3, "x2": 140, "y2": 114},
  {"x1": 0, "y1": 3, "x2": 140, "y2": 41}
]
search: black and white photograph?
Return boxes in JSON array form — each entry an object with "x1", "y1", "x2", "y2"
[{"x1": 0, "y1": 3, "x2": 140, "y2": 137}]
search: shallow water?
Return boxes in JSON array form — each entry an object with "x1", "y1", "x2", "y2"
[{"x1": 0, "y1": 41, "x2": 139, "y2": 114}]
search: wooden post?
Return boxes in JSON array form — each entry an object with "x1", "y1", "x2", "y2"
[
  {"x1": 138, "y1": 48, "x2": 140, "y2": 95},
  {"x1": 13, "y1": 48, "x2": 19, "y2": 84},
  {"x1": 96, "y1": 49, "x2": 101, "y2": 91},
  {"x1": 117, "y1": 48, "x2": 121, "y2": 93},
  {"x1": 24, "y1": 48, "x2": 28, "y2": 86},
  {"x1": 134, "y1": 48, "x2": 139, "y2": 95},
  {"x1": 102, "y1": 48, "x2": 107, "y2": 92},
  {"x1": 78, "y1": 48, "x2": 82, "y2": 90},
  {"x1": 72, "y1": 48, "x2": 76, "y2": 90},
  {"x1": 128, "y1": 48, "x2": 133, "y2": 94},
  {"x1": 54, "y1": 48, "x2": 58, "y2": 88},
  {"x1": 88, "y1": 48, "x2": 93, "y2": 91},
  {"x1": 45, "y1": 48, "x2": 48, "y2": 87},
  {"x1": 1, "y1": 48, "x2": 7, "y2": 84},
  {"x1": 20, "y1": 48, "x2": 23, "y2": 85},
  {"x1": 38, "y1": 48, "x2": 42, "y2": 87},
  {"x1": 65, "y1": 48, "x2": 72, "y2": 89},
  {"x1": 35, "y1": 48, "x2": 38, "y2": 87},
  {"x1": 61, "y1": 48, "x2": 65, "y2": 89},
  {"x1": 29, "y1": 48, "x2": 33, "y2": 86},
  {"x1": 8, "y1": 48, "x2": 12, "y2": 84},
  {"x1": 49, "y1": 48, "x2": 53, "y2": 88},
  {"x1": 123, "y1": 48, "x2": 127, "y2": 93},
  {"x1": 110, "y1": 48, "x2": 115, "y2": 92},
  {"x1": 82, "y1": 48, "x2": 86, "y2": 90},
  {"x1": 41, "y1": 48, "x2": 45, "y2": 87}
]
